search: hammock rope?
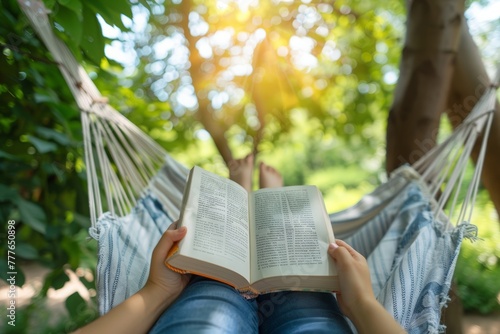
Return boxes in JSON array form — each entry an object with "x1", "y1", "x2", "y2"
[{"x1": 18, "y1": 0, "x2": 171, "y2": 227}]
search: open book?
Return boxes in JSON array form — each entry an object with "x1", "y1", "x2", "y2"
[{"x1": 166, "y1": 166, "x2": 338, "y2": 295}]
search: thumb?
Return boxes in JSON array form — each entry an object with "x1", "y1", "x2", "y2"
[
  {"x1": 328, "y1": 242, "x2": 353, "y2": 267},
  {"x1": 152, "y1": 227, "x2": 187, "y2": 260}
]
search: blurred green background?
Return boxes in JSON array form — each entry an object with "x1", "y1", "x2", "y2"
[{"x1": 1, "y1": 0, "x2": 499, "y2": 332}]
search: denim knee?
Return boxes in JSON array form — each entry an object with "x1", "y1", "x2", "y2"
[
  {"x1": 149, "y1": 277, "x2": 258, "y2": 334},
  {"x1": 258, "y1": 291, "x2": 353, "y2": 334}
]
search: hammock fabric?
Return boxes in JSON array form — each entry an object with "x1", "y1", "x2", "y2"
[{"x1": 18, "y1": 0, "x2": 499, "y2": 333}]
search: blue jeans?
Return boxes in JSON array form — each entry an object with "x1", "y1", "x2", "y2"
[{"x1": 149, "y1": 276, "x2": 353, "y2": 334}]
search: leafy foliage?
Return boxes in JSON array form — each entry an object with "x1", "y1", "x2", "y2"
[
  {"x1": 0, "y1": 0, "x2": 132, "y2": 330},
  {"x1": 119, "y1": 0, "x2": 404, "y2": 153}
]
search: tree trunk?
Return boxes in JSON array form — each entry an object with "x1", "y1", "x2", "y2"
[
  {"x1": 386, "y1": 1, "x2": 466, "y2": 332},
  {"x1": 445, "y1": 20, "x2": 500, "y2": 218},
  {"x1": 198, "y1": 99, "x2": 235, "y2": 165},
  {"x1": 178, "y1": 0, "x2": 234, "y2": 165},
  {"x1": 386, "y1": 0, "x2": 465, "y2": 173}
]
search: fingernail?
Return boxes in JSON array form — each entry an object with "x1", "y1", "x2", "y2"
[
  {"x1": 178, "y1": 226, "x2": 187, "y2": 233},
  {"x1": 329, "y1": 242, "x2": 338, "y2": 250}
]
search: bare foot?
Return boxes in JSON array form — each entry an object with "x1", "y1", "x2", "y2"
[
  {"x1": 228, "y1": 154, "x2": 254, "y2": 192},
  {"x1": 259, "y1": 162, "x2": 283, "y2": 188}
]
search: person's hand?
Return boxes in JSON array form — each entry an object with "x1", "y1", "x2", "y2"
[
  {"x1": 72, "y1": 223, "x2": 190, "y2": 334},
  {"x1": 328, "y1": 239, "x2": 375, "y2": 321},
  {"x1": 328, "y1": 240, "x2": 407, "y2": 333},
  {"x1": 145, "y1": 222, "x2": 190, "y2": 302}
]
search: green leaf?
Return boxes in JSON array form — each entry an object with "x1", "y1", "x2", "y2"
[
  {"x1": 0, "y1": 150, "x2": 21, "y2": 161},
  {"x1": 44, "y1": 268, "x2": 69, "y2": 290},
  {"x1": 0, "y1": 54, "x2": 19, "y2": 86},
  {"x1": 14, "y1": 197, "x2": 47, "y2": 235},
  {"x1": 15, "y1": 243, "x2": 39, "y2": 260},
  {"x1": 58, "y1": 0, "x2": 83, "y2": 20},
  {"x1": 80, "y1": 5, "x2": 105, "y2": 65},
  {"x1": 138, "y1": 0, "x2": 151, "y2": 11},
  {"x1": 65, "y1": 292, "x2": 87, "y2": 318},
  {"x1": 52, "y1": 271, "x2": 69, "y2": 290},
  {"x1": 110, "y1": 0, "x2": 133, "y2": 19},
  {"x1": 43, "y1": 0, "x2": 57, "y2": 10},
  {"x1": 45, "y1": 225, "x2": 62, "y2": 239},
  {"x1": 34, "y1": 90, "x2": 60, "y2": 104},
  {"x1": 85, "y1": 0, "x2": 131, "y2": 31},
  {"x1": 54, "y1": 5, "x2": 83, "y2": 45},
  {"x1": 0, "y1": 185, "x2": 19, "y2": 202},
  {"x1": 27, "y1": 135, "x2": 58, "y2": 153},
  {"x1": 51, "y1": 102, "x2": 79, "y2": 124},
  {"x1": 62, "y1": 237, "x2": 81, "y2": 268},
  {"x1": 36, "y1": 126, "x2": 71, "y2": 146},
  {"x1": 74, "y1": 213, "x2": 91, "y2": 228}
]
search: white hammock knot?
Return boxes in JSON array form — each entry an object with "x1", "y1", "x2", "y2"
[
  {"x1": 390, "y1": 164, "x2": 422, "y2": 181},
  {"x1": 88, "y1": 225, "x2": 102, "y2": 241},
  {"x1": 438, "y1": 292, "x2": 451, "y2": 310},
  {"x1": 438, "y1": 324, "x2": 447, "y2": 334},
  {"x1": 458, "y1": 222, "x2": 479, "y2": 242}
]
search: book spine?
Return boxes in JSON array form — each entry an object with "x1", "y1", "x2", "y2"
[
  {"x1": 165, "y1": 262, "x2": 189, "y2": 275},
  {"x1": 237, "y1": 286, "x2": 260, "y2": 299},
  {"x1": 164, "y1": 242, "x2": 189, "y2": 274}
]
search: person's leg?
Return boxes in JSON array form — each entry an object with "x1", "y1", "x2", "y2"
[
  {"x1": 258, "y1": 291, "x2": 353, "y2": 334},
  {"x1": 258, "y1": 161, "x2": 283, "y2": 189},
  {"x1": 228, "y1": 153, "x2": 254, "y2": 192},
  {"x1": 149, "y1": 276, "x2": 258, "y2": 334}
]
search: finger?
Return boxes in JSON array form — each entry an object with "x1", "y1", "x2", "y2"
[
  {"x1": 328, "y1": 245, "x2": 353, "y2": 266},
  {"x1": 152, "y1": 227, "x2": 187, "y2": 261},
  {"x1": 167, "y1": 221, "x2": 179, "y2": 231},
  {"x1": 328, "y1": 242, "x2": 339, "y2": 255},
  {"x1": 335, "y1": 239, "x2": 362, "y2": 259}
]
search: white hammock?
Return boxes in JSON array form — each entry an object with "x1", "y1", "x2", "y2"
[{"x1": 19, "y1": 0, "x2": 499, "y2": 332}]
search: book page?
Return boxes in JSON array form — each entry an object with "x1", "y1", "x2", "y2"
[
  {"x1": 179, "y1": 167, "x2": 250, "y2": 282},
  {"x1": 249, "y1": 186, "x2": 336, "y2": 285}
]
